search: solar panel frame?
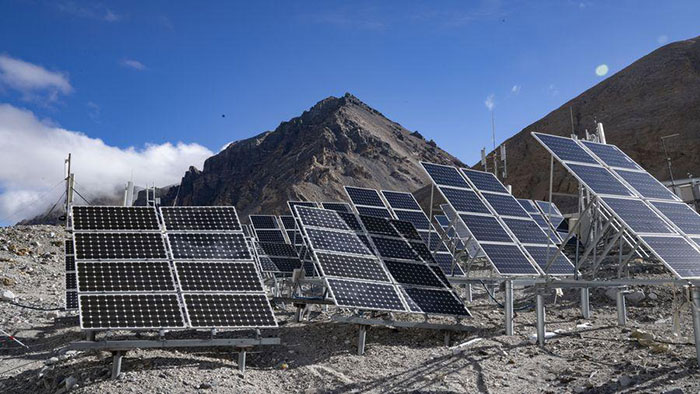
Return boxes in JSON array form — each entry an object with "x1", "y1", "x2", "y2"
[
  {"x1": 160, "y1": 206, "x2": 242, "y2": 232},
  {"x1": 72, "y1": 206, "x2": 161, "y2": 231},
  {"x1": 355, "y1": 206, "x2": 393, "y2": 218},
  {"x1": 320, "y1": 202, "x2": 353, "y2": 212},
  {"x1": 614, "y1": 169, "x2": 680, "y2": 201},
  {"x1": 79, "y1": 293, "x2": 187, "y2": 330},
  {"x1": 651, "y1": 201, "x2": 700, "y2": 235},
  {"x1": 73, "y1": 232, "x2": 169, "y2": 261},
  {"x1": 344, "y1": 186, "x2": 386, "y2": 207},
  {"x1": 380, "y1": 190, "x2": 422, "y2": 211},
  {"x1": 580, "y1": 140, "x2": 642, "y2": 170},
  {"x1": 182, "y1": 293, "x2": 278, "y2": 329},
  {"x1": 531, "y1": 132, "x2": 599, "y2": 165},
  {"x1": 600, "y1": 197, "x2": 675, "y2": 235},
  {"x1": 460, "y1": 168, "x2": 509, "y2": 194},
  {"x1": 420, "y1": 162, "x2": 471, "y2": 189}
]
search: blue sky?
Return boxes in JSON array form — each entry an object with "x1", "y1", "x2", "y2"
[{"x1": 0, "y1": 0, "x2": 699, "y2": 222}]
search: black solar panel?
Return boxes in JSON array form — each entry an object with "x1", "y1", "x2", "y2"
[
  {"x1": 651, "y1": 201, "x2": 700, "y2": 235},
  {"x1": 65, "y1": 255, "x2": 75, "y2": 272},
  {"x1": 288, "y1": 201, "x2": 319, "y2": 213},
  {"x1": 321, "y1": 202, "x2": 352, "y2": 212},
  {"x1": 175, "y1": 262, "x2": 263, "y2": 292},
  {"x1": 460, "y1": 169, "x2": 509, "y2": 193},
  {"x1": 381, "y1": 191, "x2": 421, "y2": 210},
  {"x1": 279, "y1": 215, "x2": 297, "y2": 230},
  {"x1": 479, "y1": 244, "x2": 538, "y2": 275},
  {"x1": 530, "y1": 214, "x2": 549, "y2": 228},
  {"x1": 296, "y1": 206, "x2": 350, "y2": 230},
  {"x1": 402, "y1": 288, "x2": 470, "y2": 316},
  {"x1": 385, "y1": 260, "x2": 444, "y2": 287},
  {"x1": 459, "y1": 214, "x2": 512, "y2": 242},
  {"x1": 581, "y1": 141, "x2": 641, "y2": 170},
  {"x1": 360, "y1": 215, "x2": 400, "y2": 236},
  {"x1": 168, "y1": 233, "x2": 250, "y2": 260},
  {"x1": 641, "y1": 236, "x2": 700, "y2": 278},
  {"x1": 390, "y1": 220, "x2": 422, "y2": 240},
  {"x1": 345, "y1": 187, "x2": 385, "y2": 207},
  {"x1": 72, "y1": 206, "x2": 160, "y2": 231},
  {"x1": 306, "y1": 228, "x2": 372, "y2": 255},
  {"x1": 249, "y1": 215, "x2": 278, "y2": 229},
  {"x1": 440, "y1": 187, "x2": 490, "y2": 214},
  {"x1": 421, "y1": 162, "x2": 470, "y2": 188},
  {"x1": 533, "y1": 133, "x2": 598, "y2": 164},
  {"x1": 394, "y1": 210, "x2": 431, "y2": 230},
  {"x1": 408, "y1": 241, "x2": 436, "y2": 263},
  {"x1": 602, "y1": 197, "x2": 673, "y2": 234},
  {"x1": 433, "y1": 253, "x2": 465, "y2": 276},
  {"x1": 258, "y1": 256, "x2": 279, "y2": 272},
  {"x1": 356, "y1": 206, "x2": 392, "y2": 218},
  {"x1": 502, "y1": 218, "x2": 551, "y2": 244},
  {"x1": 419, "y1": 231, "x2": 448, "y2": 251},
  {"x1": 80, "y1": 294, "x2": 186, "y2": 329},
  {"x1": 66, "y1": 291, "x2": 78, "y2": 310},
  {"x1": 77, "y1": 262, "x2": 175, "y2": 292},
  {"x1": 269, "y1": 257, "x2": 303, "y2": 272},
  {"x1": 184, "y1": 293, "x2": 277, "y2": 328},
  {"x1": 66, "y1": 272, "x2": 77, "y2": 289},
  {"x1": 567, "y1": 164, "x2": 634, "y2": 196},
  {"x1": 524, "y1": 246, "x2": 575, "y2": 275},
  {"x1": 483, "y1": 193, "x2": 530, "y2": 218},
  {"x1": 517, "y1": 199, "x2": 539, "y2": 213},
  {"x1": 615, "y1": 170, "x2": 678, "y2": 200},
  {"x1": 65, "y1": 239, "x2": 74, "y2": 255},
  {"x1": 161, "y1": 207, "x2": 241, "y2": 231},
  {"x1": 74, "y1": 233, "x2": 167, "y2": 260},
  {"x1": 371, "y1": 236, "x2": 419, "y2": 260},
  {"x1": 327, "y1": 279, "x2": 405, "y2": 312},
  {"x1": 434, "y1": 215, "x2": 450, "y2": 227},
  {"x1": 259, "y1": 242, "x2": 299, "y2": 257},
  {"x1": 253, "y1": 229, "x2": 286, "y2": 243},
  {"x1": 336, "y1": 212, "x2": 363, "y2": 231},
  {"x1": 316, "y1": 252, "x2": 389, "y2": 282}
]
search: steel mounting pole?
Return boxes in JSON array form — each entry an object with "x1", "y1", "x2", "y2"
[
  {"x1": 536, "y1": 292, "x2": 546, "y2": 347},
  {"x1": 505, "y1": 280, "x2": 514, "y2": 335}
]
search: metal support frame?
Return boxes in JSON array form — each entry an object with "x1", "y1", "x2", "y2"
[
  {"x1": 536, "y1": 292, "x2": 546, "y2": 347},
  {"x1": 357, "y1": 325, "x2": 367, "y2": 355},
  {"x1": 616, "y1": 287, "x2": 627, "y2": 326},
  {"x1": 504, "y1": 280, "x2": 514, "y2": 335},
  {"x1": 580, "y1": 287, "x2": 591, "y2": 318}
]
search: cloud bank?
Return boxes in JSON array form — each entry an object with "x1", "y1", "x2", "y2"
[{"x1": 0, "y1": 104, "x2": 213, "y2": 223}]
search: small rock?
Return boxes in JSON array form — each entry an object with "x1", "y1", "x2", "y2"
[
  {"x1": 1, "y1": 289, "x2": 16, "y2": 301},
  {"x1": 626, "y1": 290, "x2": 645, "y2": 305},
  {"x1": 45, "y1": 357, "x2": 59, "y2": 365},
  {"x1": 647, "y1": 292, "x2": 658, "y2": 301},
  {"x1": 198, "y1": 382, "x2": 213, "y2": 389},
  {"x1": 618, "y1": 375, "x2": 633, "y2": 388}
]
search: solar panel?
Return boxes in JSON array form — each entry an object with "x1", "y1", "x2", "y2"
[
  {"x1": 384, "y1": 260, "x2": 444, "y2": 287},
  {"x1": 175, "y1": 262, "x2": 263, "y2": 292},
  {"x1": 517, "y1": 199, "x2": 539, "y2": 213},
  {"x1": 393, "y1": 210, "x2": 431, "y2": 230},
  {"x1": 371, "y1": 236, "x2": 419, "y2": 260},
  {"x1": 326, "y1": 279, "x2": 405, "y2": 312},
  {"x1": 345, "y1": 186, "x2": 386, "y2": 207},
  {"x1": 535, "y1": 201, "x2": 563, "y2": 217},
  {"x1": 482, "y1": 193, "x2": 530, "y2": 218},
  {"x1": 66, "y1": 272, "x2": 77, "y2": 289},
  {"x1": 287, "y1": 201, "x2": 319, "y2": 214},
  {"x1": 296, "y1": 206, "x2": 351, "y2": 230},
  {"x1": 581, "y1": 141, "x2": 641, "y2": 170},
  {"x1": 249, "y1": 215, "x2": 278, "y2": 229},
  {"x1": 532, "y1": 133, "x2": 598, "y2": 164},
  {"x1": 419, "y1": 231, "x2": 448, "y2": 251},
  {"x1": 523, "y1": 246, "x2": 575, "y2": 275},
  {"x1": 77, "y1": 262, "x2": 176, "y2": 292},
  {"x1": 460, "y1": 169, "x2": 509, "y2": 193},
  {"x1": 168, "y1": 233, "x2": 251, "y2": 260},
  {"x1": 434, "y1": 215, "x2": 450, "y2": 227},
  {"x1": 502, "y1": 218, "x2": 552, "y2": 244},
  {"x1": 269, "y1": 257, "x2": 303, "y2": 272},
  {"x1": 65, "y1": 255, "x2": 76, "y2": 272},
  {"x1": 615, "y1": 169, "x2": 678, "y2": 200},
  {"x1": 356, "y1": 206, "x2": 392, "y2": 218},
  {"x1": 433, "y1": 253, "x2": 465, "y2": 276},
  {"x1": 459, "y1": 215, "x2": 512, "y2": 242},
  {"x1": 420, "y1": 162, "x2": 470, "y2": 188},
  {"x1": 390, "y1": 220, "x2": 422, "y2": 240},
  {"x1": 402, "y1": 288, "x2": 470, "y2": 316},
  {"x1": 184, "y1": 293, "x2": 277, "y2": 328},
  {"x1": 280, "y1": 215, "x2": 297, "y2": 230},
  {"x1": 74, "y1": 232, "x2": 167, "y2": 260},
  {"x1": 65, "y1": 239, "x2": 74, "y2": 255},
  {"x1": 259, "y1": 242, "x2": 299, "y2": 257},
  {"x1": 80, "y1": 294, "x2": 186, "y2": 329},
  {"x1": 478, "y1": 244, "x2": 539, "y2": 275},
  {"x1": 321, "y1": 202, "x2": 352, "y2": 212},
  {"x1": 640, "y1": 236, "x2": 700, "y2": 278},
  {"x1": 601, "y1": 197, "x2": 674, "y2": 234},
  {"x1": 381, "y1": 191, "x2": 421, "y2": 210},
  {"x1": 253, "y1": 229, "x2": 287, "y2": 243},
  {"x1": 316, "y1": 252, "x2": 390, "y2": 282},
  {"x1": 360, "y1": 215, "x2": 400, "y2": 237},
  {"x1": 651, "y1": 201, "x2": 700, "y2": 235},
  {"x1": 66, "y1": 292, "x2": 78, "y2": 310},
  {"x1": 567, "y1": 164, "x2": 634, "y2": 196},
  {"x1": 72, "y1": 206, "x2": 160, "y2": 231},
  {"x1": 161, "y1": 207, "x2": 241, "y2": 231},
  {"x1": 306, "y1": 228, "x2": 372, "y2": 255}
]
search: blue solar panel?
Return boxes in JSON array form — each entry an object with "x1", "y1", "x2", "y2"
[
  {"x1": 440, "y1": 187, "x2": 490, "y2": 214},
  {"x1": 602, "y1": 197, "x2": 673, "y2": 234},
  {"x1": 483, "y1": 193, "x2": 530, "y2": 218},
  {"x1": 535, "y1": 201, "x2": 563, "y2": 217},
  {"x1": 345, "y1": 186, "x2": 386, "y2": 207},
  {"x1": 421, "y1": 162, "x2": 470, "y2": 188},
  {"x1": 502, "y1": 218, "x2": 551, "y2": 244},
  {"x1": 356, "y1": 206, "x2": 392, "y2": 218},
  {"x1": 615, "y1": 170, "x2": 678, "y2": 200},
  {"x1": 321, "y1": 202, "x2": 353, "y2": 212},
  {"x1": 517, "y1": 199, "x2": 539, "y2": 213},
  {"x1": 479, "y1": 244, "x2": 538, "y2": 275},
  {"x1": 581, "y1": 141, "x2": 641, "y2": 170},
  {"x1": 567, "y1": 164, "x2": 634, "y2": 196},
  {"x1": 641, "y1": 236, "x2": 700, "y2": 278},
  {"x1": 381, "y1": 191, "x2": 421, "y2": 210},
  {"x1": 393, "y1": 210, "x2": 431, "y2": 230},
  {"x1": 460, "y1": 169, "x2": 509, "y2": 193},
  {"x1": 533, "y1": 133, "x2": 598, "y2": 164},
  {"x1": 651, "y1": 201, "x2": 700, "y2": 235},
  {"x1": 524, "y1": 246, "x2": 575, "y2": 275},
  {"x1": 459, "y1": 214, "x2": 512, "y2": 242}
]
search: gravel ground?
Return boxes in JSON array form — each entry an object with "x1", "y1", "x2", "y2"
[{"x1": 1, "y1": 225, "x2": 699, "y2": 393}]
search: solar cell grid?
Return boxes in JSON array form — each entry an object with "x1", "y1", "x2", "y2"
[
  {"x1": 418, "y1": 231, "x2": 448, "y2": 252},
  {"x1": 409, "y1": 241, "x2": 436, "y2": 263},
  {"x1": 641, "y1": 236, "x2": 700, "y2": 278},
  {"x1": 315, "y1": 252, "x2": 389, "y2": 282},
  {"x1": 65, "y1": 255, "x2": 75, "y2": 272},
  {"x1": 581, "y1": 141, "x2": 641, "y2": 170},
  {"x1": 381, "y1": 191, "x2": 421, "y2": 210},
  {"x1": 327, "y1": 279, "x2": 405, "y2": 312},
  {"x1": 433, "y1": 253, "x2": 465, "y2": 276},
  {"x1": 371, "y1": 236, "x2": 419, "y2": 260},
  {"x1": 602, "y1": 197, "x2": 673, "y2": 234},
  {"x1": 345, "y1": 187, "x2": 385, "y2": 207},
  {"x1": 269, "y1": 257, "x2": 303, "y2": 272},
  {"x1": 306, "y1": 228, "x2": 372, "y2": 255},
  {"x1": 279, "y1": 215, "x2": 297, "y2": 230},
  {"x1": 460, "y1": 169, "x2": 509, "y2": 193},
  {"x1": 77, "y1": 262, "x2": 175, "y2": 292},
  {"x1": 80, "y1": 294, "x2": 185, "y2": 329},
  {"x1": 479, "y1": 244, "x2": 538, "y2": 275},
  {"x1": 336, "y1": 212, "x2": 363, "y2": 231},
  {"x1": 421, "y1": 162, "x2": 471, "y2": 188},
  {"x1": 535, "y1": 201, "x2": 563, "y2": 217},
  {"x1": 360, "y1": 215, "x2": 400, "y2": 237},
  {"x1": 459, "y1": 214, "x2": 512, "y2": 242},
  {"x1": 321, "y1": 202, "x2": 352, "y2": 212},
  {"x1": 502, "y1": 218, "x2": 551, "y2": 244},
  {"x1": 288, "y1": 201, "x2": 319, "y2": 213},
  {"x1": 567, "y1": 164, "x2": 634, "y2": 196},
  {"x1": 439, "y1": 187, "x2": 490, "y2": 214},
  {"x1": 175, "y1": 262, "x2": 263, "y2": 292},
  {"x1": 524, "y1": 246, "x2": 575, "y2": 275},
  {"x1": 249, "y1": 215, "x2": 278, "y2": 229},
  {"x1": 65, "y1": 239, "x2": 74, "y2": 255},
  {"x1": 258, "y1": 256, "x2": 279, "y2": 272},
  {"x1": 533, "y1": 133, "x2": 598, "y2": 164},
  {"x1": 259, "y1": 242, "x2": 299, "y2": 257},
  {"x1": 184, "y1": 293, "x2": 277, "y2": 328},
  {"x1": 296, "y1": 206, "x2": 351, "y2": 231},
  {"x1": 66, "y1": 272, "x2": 77, "y2": 289},
  {"x1": 483, "y1": 193, "x2": 530, "y2": 218},
  {"x1": 168, "y1": 233, "x2": 250, "y2": 260},
  {"x1": 161, "y1": 207, "x2": 241, "y2": 231},
  {"x1": 651, "y1": 201, "x2": 700, "y2": 234},
  {"x1": 393, "y1": 210, "x2": 431, "y2": 230},
  {"x1": 66, "y1": 291, "x2": 78, "y2": 310},
  {"x1": 356, "y1": 206, "x2": 392, "y2": 218},
  {"x1": 72, "y1": 206, "x2": 160, "y2": 231},
  {"x1": 254, "y1": 229, "x2": 287, "y2": 244},
  {"x1": 517, "y1": 199, "x2": 539, "y2": 213},
  {"x1": 402, "y1": 288, "x2": 470, "y2": 316},
  {"x1": 385, "y1": 260, "x2": 444, "y2": 287},
  {"x1": 74, "y1": 232, "x2": 167, "y2": 260},
  {"x1": 390, "y1": 220, "x2": 422, "y2": 240},
  {"x1": 615, "y1": 169, "x2": 678, "y2": 200}
]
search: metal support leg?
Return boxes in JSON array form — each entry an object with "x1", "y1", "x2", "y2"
[
  {"x1": 357, "y1": 325, "x2": 367, "y2": 355},
  {"x1": 466, "y1": 284, "x2": 472, "y2": 303},
  {"x1": 536, "y1": 293, "x2": 545, "y2": 347},
  {"x1": 238, "y1": 349, "x2": 246, "y2": 373},
  {"x1": 505, "y1": 280, "x2": 514, "y2": 336},
  {"x1": 295, "y1": 305, "x2": 304, "y2": 322},
  {"x1": 691, "y1": 286, "x2": 700, "y2": 368},
  {"x1": 444, "y1": 331, "x2": 451, "y2": 347},
  {"x1": 580, "y1": 287, "x2": 591, "y2": 319},
  {"x1": 111, "y1": 351, "x2": 123, "y2": 380},
  {"x1": 616, "y1": 288, "x2": 627, "y2": 326}
]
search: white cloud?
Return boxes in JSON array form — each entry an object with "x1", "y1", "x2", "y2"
[
  {"x1": 511, "y1": 85, "x2": 521, "y2": 95},
  {"x1": 595, "y1": 64, "x2": 609, "y2": 77},
  {"x1": 657, "y1": 35, "x2": 668, "y2": 44},
  {"x1": 484, "y1": 94, "x2": 495, "y2": 111},
  {"x1": 0, "y1": 104, "x2": 213, "y2": 223},
  {"x1": 0, "y1": 54, "x2": 72, "y2": 101},
  {"x1": 121, "y1": 59, "x2": 146, "y2": 71}
]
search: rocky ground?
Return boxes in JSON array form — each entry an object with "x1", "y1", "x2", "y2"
[{"x1": 1, "y1": 225, "x2": 699, "y2": 393}]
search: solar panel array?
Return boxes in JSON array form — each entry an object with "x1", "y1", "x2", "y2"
[
  {"x1": 65, "y1": 239, "x2": 78, "y2": 310},
  {"x1": 533, "y1": 132, "x2": 700, "y2": 279},
  {"x1": 248, "y1": 214, "x2": 306, "y2": 274},
  {"x1": 344, "y1": 187, "x2": 393, "y2": 218},
  {"x1": 72, "y1": 205, "x2": 277, "y2": 330},
  {"x1": 294, "y1": 206, "x2": 469, "y2": 316},
  {"x1": 421, "y1": 162, "x2": 575, "y2": 276}
]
